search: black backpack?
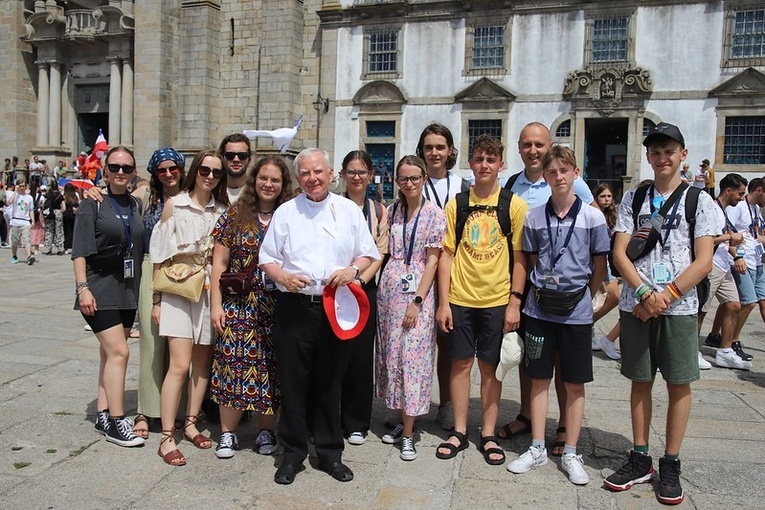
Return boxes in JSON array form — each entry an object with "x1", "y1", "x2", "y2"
[
  {"x1": 455, "y1": 188, "x2": 514, "y2": 244},
  {"x1": 612, "y1": 185, "x2": 707, "y2": 304},
  {"x1": 503, "y1": 172, "x2": 521, "y2": 192}
]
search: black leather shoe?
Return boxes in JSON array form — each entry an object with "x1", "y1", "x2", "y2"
[
  {"x1": 319, "y1": 461, "x2": 354, "y2": 482},
  {"x1": 274, "y1": 463, "x2": 303, "y2": 485}
]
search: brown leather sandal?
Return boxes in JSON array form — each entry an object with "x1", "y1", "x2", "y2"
[
  {"x1": 184, "y1": 414, "x2": 212, "y2": 449},
  {"x1": 132, "y1": 414, "x2": 149, "y2": 439},
  {"x1": 158, "y1": 430, "x2": 186, "y2": 466}
]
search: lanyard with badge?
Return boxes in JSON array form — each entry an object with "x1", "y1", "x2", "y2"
[
  {"x1": 400, "y1": 196, "x2": 425, "y2": 293},
  {"x1": 107, "y1": 188, "x2": 134, "y2": 279},
  {"x1": 344, "y1": 192, "x2": 374, "y2": 235},
  {"x1": 424, "y1": 174, "x2": 449, "y2": 209},
  {"x1": 745, "y1": 196, "x2": 765, "y2": 258},
  {"x1": 648, "y1": 187, "x2": 682, "y2": 284},
  {"x1": 543, "y1": 197, "x2": 581, "y2": 290}
]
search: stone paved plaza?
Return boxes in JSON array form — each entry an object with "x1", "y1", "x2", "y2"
[{"x1": 1, "y1": 254, "x2": 764, "y2": 509}]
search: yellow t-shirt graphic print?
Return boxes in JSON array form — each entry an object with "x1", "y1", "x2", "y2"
[
  {"x1": 463, "y1": 211, "x2": 506, "y2": 262},
  {"x1": 444, "y1": 188, "x2": 528, "y2": 308}
]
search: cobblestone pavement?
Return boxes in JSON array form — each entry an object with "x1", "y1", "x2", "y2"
[{"x1": 0, "y1": 254, "x2": 763, "y2": 509}]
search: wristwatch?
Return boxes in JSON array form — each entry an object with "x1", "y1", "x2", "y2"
[
  {"x1": 350, "y1": 264, "x2": 360, "y2": 279},
  {"x1": 413, "y1": 295, "x2": 423, "y2": 306}
]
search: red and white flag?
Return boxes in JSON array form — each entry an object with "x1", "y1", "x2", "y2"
[{"x1": 87, "y1": 129, "x2": 108, "y2": 165}]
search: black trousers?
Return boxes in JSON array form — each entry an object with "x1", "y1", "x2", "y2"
[
  {"x1": 340, "y1": 281, "x2": 377, "y2": 436},
  {"x1": 273, "y1": 292, "x2": 352, "y2": 465}
]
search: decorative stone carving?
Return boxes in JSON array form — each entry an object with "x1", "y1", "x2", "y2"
[
  {"x1": 563, "y1": 67, "x2": 652, "y2": 116},
  {"x1": 709, "y1": 67, "x2": 765, "y2": 107},
  {"x1": 454, "y1": 77, "x2": 516, "y2": 111}
]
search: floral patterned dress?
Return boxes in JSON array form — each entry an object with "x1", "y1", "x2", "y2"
[
  {"x1": 375, "y1": 200, "x2": 445, "y2": 416},
  {"x1": 209, "y1": 209, "x2": 280, "y2": 414}
]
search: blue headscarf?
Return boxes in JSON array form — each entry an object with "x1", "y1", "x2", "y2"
[{"x1": 146, "y1": 147, "x2": 185, "y2": 175}]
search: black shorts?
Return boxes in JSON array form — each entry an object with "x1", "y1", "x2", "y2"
[
  {"x1": 448, "y1": 304, "x2": 505, "y2": 365},
  {"x1": 523, "y1": 316, "x2": 593, "y2": 384},
  {"x1": 82, "y1": 309, "x2": 137, "y2": 334}
]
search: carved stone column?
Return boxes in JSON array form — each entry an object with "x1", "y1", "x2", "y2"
[
  {"x1": 120, "y1": 59, "x2": 134, "y2": 147},
  {"x1": 37, "y1": 63, "x2": 50, "y2": 147},
  {"x1": 108, "y1": 58, "x2": 122, "y2": 145},
  {"x1": 49, "y1": 62, "x2": 62, "y2": 148}
]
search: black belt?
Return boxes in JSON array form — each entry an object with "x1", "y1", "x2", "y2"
[{"x1": 287, "y1": 293, "x2": 323, "y2": 304}]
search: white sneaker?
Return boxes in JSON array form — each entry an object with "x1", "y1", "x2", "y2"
[
  {"x1": 595, "y1": 335, "x2": 621, "y2": 360},
  {"x1": 715, "y1": 349, "x2": 752, "y2": 371},
  {"x1": 84, "y1": 324, "x2": 92, "y2": 331},
  {"x1": 347, "y1": 431, "x2": 367, "y2": 445},
  {"x1": 382, "y1": 423, "x2": 404, "y2": 444},
  {"x1": 561, "y1": 453, "x2": 590, "y2": 485},
  {"x1": 507, "y1": 445, "x2": 548, "y2": 474},
  {"x1": 400, "y1": 436, "x2": 417, "y2": 461},
  {"x1": 591, "y1": 335, "x2": 602, "y2": 351},
  {"x1": 215, "y1": 431, "x2": 239, "y2": 459},
  {"x1": 436, "y1": 402, "x2": 454, "y2": 431},
  {"x1": 698, "y1": 351, "x2": 712, "y2": 370}
]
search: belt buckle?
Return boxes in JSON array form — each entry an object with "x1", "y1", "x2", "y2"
[{"x1": 309, "y1": 294, "x2": 323, "y2": 304}]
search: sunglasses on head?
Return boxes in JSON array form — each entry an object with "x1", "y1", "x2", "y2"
[
  {"x1": 223, "y1": 151, "x2": 250, "y2": 161},
  {"x1": 157, "y1": 165, "x2": 180, "y2": 176},
  {"x1": 106, "y1": 163, "x2": 136, "y2": 174},
  {"x1": 198, "y1": 165, "x2": 224, "y2": 179}
]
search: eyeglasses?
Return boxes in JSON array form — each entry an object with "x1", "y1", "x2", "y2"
[
  {"x1": 198, "y1": 165, "x2": 224, "y2": 179},
  {"x1": 343, "y1": 170, "x2": 370, "y2": 179},
  {"x1": 223, "y1": 152, "x2": 250, "y2": 161},
  {"x1": 157, "y1": 165, "x2": 180, "y2": 177},
  {"x1": 106, "y1": 163, "x2": 136, "y2": 174},
  {"x1": 397, "y1": 175, "x2": 424, "y2": 185}
]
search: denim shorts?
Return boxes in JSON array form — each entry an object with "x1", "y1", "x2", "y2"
[{"x1": 732, "y1": 265, "x2": 765, "y2": 305}]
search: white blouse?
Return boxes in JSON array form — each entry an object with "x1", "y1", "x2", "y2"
[{"x1": 150, "y1": 191, "x2": 225, "y2": 263}]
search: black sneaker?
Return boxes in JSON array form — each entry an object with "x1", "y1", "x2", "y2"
[
  {"x1": 704, "y1": 333, "x2": 721, "y2": 348},
  {"x1": 94, "y1": 409, "x2": 110, "y2": 435},
  {"x1": 658, "y1": 457, "x2": 684, "y2": 505},
  {"x1": 732, "y1": 341, "x2": 753, "y2": 361},
  {"x1": 105, "y1": 416, "x2": 145, "y2": 447},
  {"x1": 604, "y1": 450, "x2": 654, "y2": 491}
]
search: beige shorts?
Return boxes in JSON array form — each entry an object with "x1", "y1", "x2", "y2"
[
  {"x1": 158, "y1": 290, "x2": 212, "y2": 345},
  {"x1": 11, "y1": 224, "x2": 30, "y2": 248},
  {"x1": 701, "y1": 264, "x2": 739, "y2": 313}
]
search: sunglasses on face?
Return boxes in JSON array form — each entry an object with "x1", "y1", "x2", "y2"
[
  {"x1": 157, "y1": 165, "x2": 180, "y2": 177},
  {"x1": 223, "y1": 152, "x2": 250, "y2": 161},
  {"x1": 397, "y1": 175, "x2": 423, "y2": 185},
  {"x1": 106, "y1": 163, "x2": 136, "y2": 174},
  {"x1": 198, "y1": 165, "x2": 223, "y2": 179}
]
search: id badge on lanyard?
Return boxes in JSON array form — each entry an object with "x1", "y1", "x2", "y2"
[{"x1": 400, "y1": 197, "x2": 424, "y2": 294}]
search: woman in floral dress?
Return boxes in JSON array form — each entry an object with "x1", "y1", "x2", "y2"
[
  {"x1": 376, "y1": 155, "x2": 445, "y2": 461},
  {"x1": 209, "y1": 155, "x2": 294, "y2": 459}
]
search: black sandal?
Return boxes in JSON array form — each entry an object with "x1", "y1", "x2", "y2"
[
  {"x1": 497, "y1": 414, "x2": 531, "y2": 439},
  {"x1": 478, "y1": 436, "x2": 506, "y2": 465},
  {"x1": 436, "y1": 431, "x2": 469, "y2": 460},
  {"x1": 551, "y1": 426, "x2": 566, "y2": 457}
]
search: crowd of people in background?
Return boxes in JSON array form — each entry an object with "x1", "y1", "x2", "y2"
[{"x1": 6, "y1": 120, "x2": 762, "y2": 507}]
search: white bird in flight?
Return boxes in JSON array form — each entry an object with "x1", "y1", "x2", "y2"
[{"x1": 243, "y1": 116, "x2": 303, "y2": 153}]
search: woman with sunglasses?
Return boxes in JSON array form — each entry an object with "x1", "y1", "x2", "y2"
[
  {"x1": 376, "y1": 155, "x2": 445, "y2": 461},
  {"x1": 208, "y1": 155, "x2": 294, "y2": 459},
  {"x1": 72, "y1": 146, "x2": 146, "y2": 447},
  {"x1": 82, "y1": 147, "x2": 188, "y2": 437},
  {"x1": 150, "y1": 149, "x2": 228, "y2": 466},
  {"x1": 338, "y1": 150, "x2": 389, "y2": 446}
]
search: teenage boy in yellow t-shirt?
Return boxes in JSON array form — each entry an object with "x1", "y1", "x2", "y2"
[{"x1": 435, "y1": 135, "x2": 528, "y2": 465}]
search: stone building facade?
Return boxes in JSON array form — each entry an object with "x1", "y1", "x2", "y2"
[{"x1": 1, "y1": 0, "x2": 764, "y2": 196}]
